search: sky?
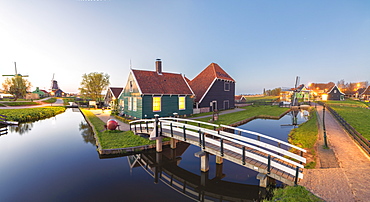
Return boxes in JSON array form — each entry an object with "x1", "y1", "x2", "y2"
[{"x1": 0, "y1": 0, "x2": 369, "y2": 94}]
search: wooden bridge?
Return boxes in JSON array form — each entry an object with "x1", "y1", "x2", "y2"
[{"x1": 130, "y1": 117, "x2": 306, "y2": 186}]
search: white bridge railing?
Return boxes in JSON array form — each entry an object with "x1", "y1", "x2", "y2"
[{"x1": 130, "y1": 117, "x2": 306, "y2": 184}]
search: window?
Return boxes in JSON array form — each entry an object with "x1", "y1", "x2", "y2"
[
  {"x1": 153, "y1": 97, "x2": 161, "y2": 112},
  {"x1": 179, "y1": 96, "x2": 186, "y2": 110},
  {"x1": 129, "y1": 81, "x2": 133, "y2": 92},
  {"x1": 224, "y1": 82, "x2": 230, "y2": 91},
  {"x1": 133, "y1": 97, "x2": 137, "y2": 111},
  {"x1": 334, "y1": 90, "x2": 337, "y2": 93},
  {"x1": 128, "y1": 97, "x2": 132, "y2": 110}
]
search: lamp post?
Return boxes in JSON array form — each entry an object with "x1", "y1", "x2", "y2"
[{"x1": 323, "y1": 105, "x2": 328, "y2": 148}]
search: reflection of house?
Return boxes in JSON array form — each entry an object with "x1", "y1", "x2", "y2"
[
  {"x1": 104, "y1": 87, "x2": 123, "y2": 108},
  {"x1": 118, "y1": 59, "x2": 194, "y2": 119},
  {"x1": 360, "y1": 86, "x2": 370, "y2": 101},
  {"x1": 308, "y1": 82, "x2": 344, "y2": 101},
  {"x1": 189, "y1": 63, "x2": 235, "y2": 112}
]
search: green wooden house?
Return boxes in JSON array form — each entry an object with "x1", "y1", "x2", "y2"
[{"x1": 118, "y1": 59, "x2": 194, "y2": 119}]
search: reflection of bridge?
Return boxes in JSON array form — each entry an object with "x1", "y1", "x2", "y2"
[
  {"x1": 130, "y1": 117, "x2": 306, "y2": 186},
  {"x1": 128, "y1": 143, "x2": 266, "y2": 201}
]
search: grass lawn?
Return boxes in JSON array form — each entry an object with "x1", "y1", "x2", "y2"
[
  {"x1": 42, "y1": 98, "x2": 57, "y2": 103},
  {"x1": 80, "y1": 109, "x2": 159, "y2": 149},
  {"x1": 324, "y1": 99, "x2": 370, "y2": 140},
  {"x1": 2, "y1": 101, "x2": 41, "y2": 106},
  {"x1": 288, "y1": 108, "x2": 318, "y2": 169},
  {"x1": 0, "y1": 107, "x2": 66, "y2": 122},
  {"x1": 263, "y1": 185, "x2": 324, "y2": 202},
  {"x1": 196, "y1": 105, "x2": 289, "y2": 126},
  {"x1": 244, "y1": 96, "x2": 279, "y2": 102}
]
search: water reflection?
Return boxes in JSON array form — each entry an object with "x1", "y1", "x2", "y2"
[
  {"x1": 126, "y1": 143, "x2": 273, "y2": 201},
  {"x1": 282, "y1": 110, "x2": 309, "y2": 127},
  {"x1": 8, "y1": 123, "x2": 33, "y2": 135},
  {"x1": 79, "y1": 121, "x2": 95, "y2": 145}
]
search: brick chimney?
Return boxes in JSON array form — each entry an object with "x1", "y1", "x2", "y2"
[{"x1": 155, "y1": 59, "x2": 162, "y2": 74}]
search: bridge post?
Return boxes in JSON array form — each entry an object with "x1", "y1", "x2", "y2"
[
  {"x1": 216, "y1": 156, "x2": 223, "y2": 164},
  {"x1": 195, "y1": 151, "x2": 209, "y2": 172},
  {"x1": 256, "y1": 173, "x2": 268, "y2": 188},
  {"x1": 170, "y1": 138, "x2": 177, "y2": 149},
  {"x1": 154, "y1": 114, "x2": 162, "y2": 152}
]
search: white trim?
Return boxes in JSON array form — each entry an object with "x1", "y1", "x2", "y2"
[
  {"x1": 199, "y1": 78, "x2": 217, "y2": 104},
  {"x1": 130, "y1": 69, "x2": 143, "y2": 95},
  {"x1": 182, "y1": 74, "x2": 196, "y2": 97}
]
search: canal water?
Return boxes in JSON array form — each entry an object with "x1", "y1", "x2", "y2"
[{"x1": 0, "y1": 109, "x2": 308, "y2": 201}]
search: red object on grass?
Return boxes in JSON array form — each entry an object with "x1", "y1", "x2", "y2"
[{"x1": 106, "y1": 119, "x2": 118, "y2": 130}]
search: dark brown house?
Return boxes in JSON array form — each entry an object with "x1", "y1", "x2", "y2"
[{"x1": 189, "y1": 63, "x2": 235, "y2": 112}]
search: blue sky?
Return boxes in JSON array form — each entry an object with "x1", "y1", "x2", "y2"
[{"x1": 1, "y1": 0, "x2": 369, "y2": 94}]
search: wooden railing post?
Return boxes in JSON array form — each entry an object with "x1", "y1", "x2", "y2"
[
  {"x1": 220, "y1": 138, "x2": 224, "y2": 157},
  {"x1": 183, "y1": 125, "x2": 186, "y2": 141},
  {"x1": 170, "y1": 122, "x2": 173, "y2": 137},
  {"x1": 295, "y1": 166, "x2": 299, "y2": 185},
  {"x1": 146, "y1": 121, "x2": 149, "y2": 133},
  {"x1": 198, "y1": 130, "x2": 202, "y2": 147},
  {"x1": 267, "y1": 155, "x2": 271, "y2": 174},
  {"x1": 242, "y1": 146, "x2": 246, "y2": 165},
  {"x1": 202, "y1": 133, "x2": 205, "y2": 149}
]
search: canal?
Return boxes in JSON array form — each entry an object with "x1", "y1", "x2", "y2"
[{"x1": 0, "y1": 109, "x2": 308, "y2": 201}]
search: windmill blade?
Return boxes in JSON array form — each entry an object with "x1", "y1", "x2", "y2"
[{"x1": 14, "y1": 62, "x2": 17, "y2": 75}]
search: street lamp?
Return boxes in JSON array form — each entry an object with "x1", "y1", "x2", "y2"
[{"x1": 323, "y1": 105, "x2": 328, "y2": 148}]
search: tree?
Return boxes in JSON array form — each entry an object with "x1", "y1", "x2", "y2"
[
  {"x1": 2, "y1": 75, "x2": 32, "y2": 101},
  {"x1": 79, "y1": 72, "x2": 110, "y2": 103}
]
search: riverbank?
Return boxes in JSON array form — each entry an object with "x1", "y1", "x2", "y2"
[{"x1": 80, "y1": 108, "x2": 170, "y2": 155}]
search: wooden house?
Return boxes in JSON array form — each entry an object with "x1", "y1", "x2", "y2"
[
  {"x1": 118, "y1": 59, "x2": 194, "y2": 119},
  {"x1": 104, "y1": 87, "x2": 123, "y2": 109},
  {"x1": 32, "y1": 87, "x2": 47, "y2": 98},
  {"x1": 189, "y1": 63, "x2": 235, "y2": 112},
  {"x1": 235, "y1": 95, "x2": 247, "y2": 103},
  {"x1": 327, "y1": 85, "x2": 345, "y2": 101}
]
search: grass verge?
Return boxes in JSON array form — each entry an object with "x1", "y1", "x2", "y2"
[
  {"x1": 196, "y1": 105, "x2": 289, "y2": 126},
  {"x1": 263, "y1": 185, "x2": 324, "y2": 202},
  {"x1": 0, "y1": 107, "x2": 66, "y2": 122},
  {"x1": 2, "y1": 101, "x2": 40, "y2": 106},
  {"x1": 288, "y1": 108, "x2": 318, "y2": 169},
  {"x1": 80, "y1": 109, "x2": 160, "y2": 150}
]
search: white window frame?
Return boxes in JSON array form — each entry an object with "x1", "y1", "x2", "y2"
[
  {"x1": 223, "y1": 100, "x2": 230, "y2": 109},
  {"x1": 224, "y1": 82, "x2": 230, "y2": 91},
  {"x1": 128, "y1": 97, "x2": 132, "y2": 111},
  {"x1": 133, "y1": 97, "x2": 137, "y2": 111}
]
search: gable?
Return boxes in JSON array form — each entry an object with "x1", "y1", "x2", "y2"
[{"x1": 189, "y1": 63, "x2": 235, "y2": 102}]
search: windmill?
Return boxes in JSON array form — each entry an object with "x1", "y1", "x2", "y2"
[
  {"x1": 291, "y1": 76, "x2": 300, "y2": 106},
  {"x1": 2, "y1": 62, "x2": 29, "y2": 77}
]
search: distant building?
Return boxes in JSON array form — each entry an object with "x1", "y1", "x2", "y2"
[
  {"x1": 359, "y1": 86, "x2": 370, "y2": 101},
  {"x1": 189, "y1": 63, "x2": 235, "y2": 112},
  {"x1": 32, "y1": 87, "x2": 48, "y2": 98},
  {"x1": 308, "y1": 82, "x2": 344, "y2": 101},
  {"x1": 104, "y1": 87, "x2": 123, "y2": 109}
]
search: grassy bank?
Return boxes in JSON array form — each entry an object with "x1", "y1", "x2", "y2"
[
  {"x1": 0, "y1": 107, "x2": 66, "y2": 122},
  {"x1": 325, "y1": 100, "x2": 370, "y2": 140},
  {"x1": 263, "y1": 185, "x2": 324, "y2": 202},
  {"x1": 196, "y1": 105, "x2": 289, "y2": 126},
  {"x1": 288, "y1": 108, "x2": 318, "y2": 169},
  {"x1": 1, "y1": 101, "x2": 41, "y2": 106},
  {"x1": 80, "y1": 109, "x2": 159, "y2": 150}
]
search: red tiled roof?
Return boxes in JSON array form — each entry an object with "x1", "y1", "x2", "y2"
[
  {"x1": 189, "y1": 63, "x2": 235, "y2": 102},
  {"x1": 109, "y1": 87, "x2": 123, "y2": 98},
  {"x1": 132, "y1": 69, "x2": 193, "y2": 95},
  {"x1": 360, "y1": 86, "x2": 370, "y2": 95},
  {"x1": 308, "y1": 82, "x2": 335, "y2": 92}
]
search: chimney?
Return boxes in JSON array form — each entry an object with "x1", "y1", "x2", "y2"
[{"x1": 155, "y1": 59, "x2": 162, "y2": 74}]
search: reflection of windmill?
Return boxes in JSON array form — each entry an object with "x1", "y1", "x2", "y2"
[
  {"x1": 292, "y1": 76, "x2": 300, "y2": 106},
  {"x1": 281, "y1": 109, "x2": 300, "y2": 127},
  {"x1": 2, "y1": 62, "x2": 29, "y2": 78}
]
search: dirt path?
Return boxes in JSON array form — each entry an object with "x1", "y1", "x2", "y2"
[{"x1": 299, "y1": 105, "x2": 370, "y2": 202}]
